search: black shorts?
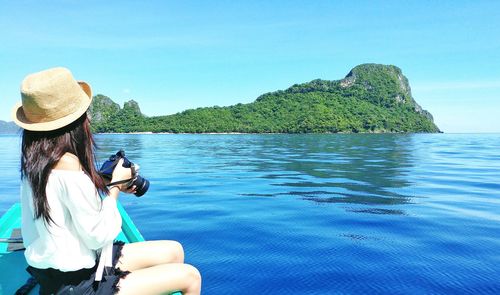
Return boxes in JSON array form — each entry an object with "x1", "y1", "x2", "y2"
[{"x1": 27, "y1": 241, "x2": 130, "y2": 295}]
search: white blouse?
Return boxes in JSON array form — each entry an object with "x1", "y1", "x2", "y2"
[{"x1": 21, "y1": 169, "x2": 122, "y2": 281}]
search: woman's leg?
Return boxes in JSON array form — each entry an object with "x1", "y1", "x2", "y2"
[
  {"x1": 117, "y1": 240, "x2": 184, "y2": 271},
  {"x1": 115, "y1": 240, "x2": 201, "y2": 294},
  {"x1": 116, "y1": 263, "x2": 202, "y2": 295}
]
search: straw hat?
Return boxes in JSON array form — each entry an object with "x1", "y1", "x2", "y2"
[{"x1": 11, "y1": 67, "x2": 92, "y2": 131}]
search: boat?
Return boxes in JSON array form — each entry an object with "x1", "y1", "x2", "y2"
[{"x1": 0, "y1": 202, "x2": 182, "y2": 294}]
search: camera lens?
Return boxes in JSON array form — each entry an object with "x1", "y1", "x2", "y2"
[{"x1": 132, "y1": 175, "x2": 150, "y2": 197}]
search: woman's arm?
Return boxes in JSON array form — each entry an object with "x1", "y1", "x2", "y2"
[
  {"x1": 57, "y1": 173, "x2": 122, "y2": 250},
  {"x1": 55, "y1": 155, "x2": 135, "y2": 250}
]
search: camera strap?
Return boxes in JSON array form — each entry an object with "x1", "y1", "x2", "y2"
[{"x1": 107, "y1": 178, "x2": 134, "y2": 187}]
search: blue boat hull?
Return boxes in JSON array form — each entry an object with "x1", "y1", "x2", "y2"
[{"x1": 0, "y1": 203, "x2": 182, "y2": 295}]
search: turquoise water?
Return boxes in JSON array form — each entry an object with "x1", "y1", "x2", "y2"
[{"x1": 1, "y1": 133, "x2": 499, "y2": 294}]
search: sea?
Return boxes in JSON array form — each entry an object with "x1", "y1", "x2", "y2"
[{"x1": 1, "y1": 133, "x2": 499, "y2": 294}]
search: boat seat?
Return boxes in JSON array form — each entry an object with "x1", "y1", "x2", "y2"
[{"x1": 7, "y1": 228, "x2": 24, "y2": 252}]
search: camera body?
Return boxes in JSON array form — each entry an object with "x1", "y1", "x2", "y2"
[{"x1": 99, "y1": 150, "x2": 149, "y2": 197}]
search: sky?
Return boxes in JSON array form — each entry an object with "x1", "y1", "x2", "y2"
[{"x1": 1, "y1": 0, "x2": 499, "y2": 133}]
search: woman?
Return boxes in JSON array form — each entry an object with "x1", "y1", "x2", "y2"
[{"x1": 12, "y1": 67, "x2": 201, "y2": 294}]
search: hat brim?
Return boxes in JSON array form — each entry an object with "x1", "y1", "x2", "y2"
[{"x1": 11, "y1": 81, "x2": 93, "y2": 131}]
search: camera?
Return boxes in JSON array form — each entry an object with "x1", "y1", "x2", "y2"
[{"x1": 99, "y1": 150, "x2": 150, "y2": 197}]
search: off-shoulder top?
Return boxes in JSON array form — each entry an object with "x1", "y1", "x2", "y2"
[{"x1": 21, "y1": 169, "x2": 121, "y2": 281}]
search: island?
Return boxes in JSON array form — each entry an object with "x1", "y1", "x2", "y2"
[
  {"x1": 89, "y1": 64, "x2": 439, "y2": 133},
  {"x1": 2, "y1": 64, "x2": 440, "y2": 134}
]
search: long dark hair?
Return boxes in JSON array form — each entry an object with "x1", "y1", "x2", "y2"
[{"x1": 21, "y1": 112, "x2": 108, "y2": 224}]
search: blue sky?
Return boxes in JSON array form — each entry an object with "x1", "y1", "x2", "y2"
[{"x1": 1, "y1": 0, "x2": 499, "y2": 132}]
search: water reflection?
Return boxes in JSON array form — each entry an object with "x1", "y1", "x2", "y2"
[
  {"x1": 233, "y1": 134, "x2": 416, "y2": 213},
  {"x1": 92, "y1": 134, "x2": 417, "y2": 215},
  {"x1": 345, "y1": 208, "x2": 407, "y2": 216},
  {"x1": 94, "y1": 134, "x2": 145, "y2": 163}
]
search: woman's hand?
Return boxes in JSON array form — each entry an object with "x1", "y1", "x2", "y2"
[
  {"x1": 124, "y1": 185, "x2": 137, "y2": 195},
  {"x1": 110, "y1": 159, "x2": 136, "y2": 193}
]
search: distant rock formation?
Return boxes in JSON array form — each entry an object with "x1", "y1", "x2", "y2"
[
  {"x1": 87, "y1": 63, "x2": 440, "y2": 133},
  {"x1": 88, "y1": 95, "x2": 145, "y2": 133},
  {"x1": 0, "y1": 120, "x2": 20, "y2": 134}
]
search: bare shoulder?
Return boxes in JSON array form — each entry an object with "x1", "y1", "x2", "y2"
[{"x1": 53, "y1": 153, "x2": 82, "y2": 171}]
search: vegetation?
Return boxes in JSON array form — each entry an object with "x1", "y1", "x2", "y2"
[{"x1": 88, "y1": 64, "x2": 440, "y2": 133}]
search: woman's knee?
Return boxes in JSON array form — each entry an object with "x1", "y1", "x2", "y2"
[
  {"x1": 183, "y1": 264, "x2": 202, "y2": 290},
  {"x1": 165, "y1": 240, "x2": 184, "y2": 263},
  {"x1": 187, "y1": 264, "x2": 201, "y2": 281},
  {"x1": 174, "y1": 241, "x2": 185, "y2": 262}
]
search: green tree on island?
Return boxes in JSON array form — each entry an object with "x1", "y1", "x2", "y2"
[{"x1": 88, "y1": 64, "x2": 440, "y2": 134}]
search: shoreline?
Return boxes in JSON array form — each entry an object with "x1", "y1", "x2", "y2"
[{"x1": 96, "y1": 131, "x2": 444, "y2": 135}]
